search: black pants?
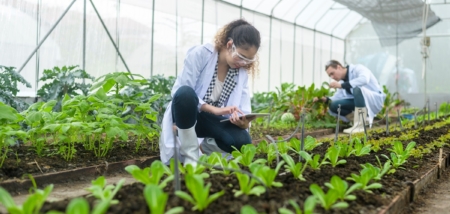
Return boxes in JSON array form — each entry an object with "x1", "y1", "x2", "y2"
[
  {"x1": 171, "y1": 86, "x2": 251, "y2": 153},
  {"x1": 329, "y1": 87, "x2": 366, "y2": 116}
]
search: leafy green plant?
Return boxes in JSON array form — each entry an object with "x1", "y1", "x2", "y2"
[
  {"x1": 46, "y1": 198, "x2": 90, "y2": 214},
  {"x1": 299, "y1": 151, "x2": 328, "y2": 170},
  {"x1": 309, "y1": 184, "x2": 348, "y2": 211},
  {"x1": 125, "y1": 161, "x2": 173, "y2": 188},
  {"x1": 278, "y1": 198, "x2": 316, "y2": 214},
  {"x1": 324, "y1": 175, "x2": 361, "y2": 201},
  {"x1": 232, "y1": 144, "x2": 266, "y2": 167},
  {"x1": 0, "y1": 66, "x2": 31, "y2": 111},
  {"x1": 249, "y1": 161, "x2": 285, "y2": 188},
  {"x1": 353, "y1": 138, "x2": 372, "y2": 156},
  {"x1": 325, "y1": 147, "x2": 347, "y2": 167},
  {"x1": 144, "y1": 184, "x2": 184, "y2": 214},
  {"x1": 347, "y1": 168, "x2": 382, "y2": 193},
  {"x1": 86, "y1": 176, "x2": 125, "y2": 214},
  {"x1": 256, "y1": 140, "x2": 269, "y2": 154},
  {"x1": 37, "y1": 66, "x2": 94, "y2": 108},
  {"x1": 361, "y1": 162, "x2": 391, "y2": 180},
  {"x1": 281, "y1": 154, "x2": 307, "y2": 181},
  {"x1": 175, "y1": 174, "x2": 224, "y2": 211},
  {"x1": 382, "y1": 141, "x2": 416, "y2": 168},
  {"x1": 232, "y1": 162, "x2": 266, "y2": 197},
  {"x1": 277, "y1": 141, "x2": 290, "y2": 154},
  {"x1": 0, "y1": 184, "x2": 53, "y2": 214}
]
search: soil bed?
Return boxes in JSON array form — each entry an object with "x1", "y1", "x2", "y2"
[{"x1": 38, "y1": 121, "x2": 450, "y2": 213}]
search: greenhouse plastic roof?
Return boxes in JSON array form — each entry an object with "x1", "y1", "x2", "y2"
[
  {"x1": 222, "y1": 0, "x2": 365, "y2": 39},
  {"x1": 222, "y1": 0, "x2": 441, "y2": 42}
]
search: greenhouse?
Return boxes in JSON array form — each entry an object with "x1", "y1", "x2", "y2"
[{"x1": 1, "y1": 0, "x2": 450, "y2": 213}]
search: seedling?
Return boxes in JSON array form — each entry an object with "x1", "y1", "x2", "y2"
[
  {"x1": 347, "y1": 168, "x2": 382, "y2": 193},
  {"x1": 249, "y1": 161, "x2": 285, "y2": 188},
  {"x1": 278, "y1": 198, "x2": 316, "y2": 214},
  {"x1": 144, "y1": 184, "x2": 184, "y2": 214},
  {"x1": 309, "y1": 184, "x2": 348, "y2": 211},
  {"x1": 232, "y1": 161, "x2": 266, "y2": 197},
  {"x1": 325, "y1": 147, "x2": 347, "y2": 167},
  {"x1": 324, "y1": 175, "x2": 362, "y2": 201},
  {"x1": 299, "y1": 151, "x2": 328, "y2": 170},
  {"x1": 232, "y1": 144, "x2": 266, "y2": 167},
  {"x1": 175, "y1": 174, "x2": 224, "y2": 211},
  {"x1": 0, "y1": 184, "x2": 53, "y2": 214},
  {"x1": 281, "y1": 154, "x2": 308, "y2": 181},
  {"x1": 125, "y1": 161, "x2": 173, "y2": 188},
  {"x1": 86, "y1": 176, "x2": 125, "y2": 214}
]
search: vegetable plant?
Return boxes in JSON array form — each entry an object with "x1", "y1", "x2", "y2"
[
  {"x1": 0, "y1": 65, "x2": 31, "y2": 111},
  {"x1": 232, "y1": 144, "x2": 266, "y2": 167},
  {"x1": 309, "y1": 184, "x2": 348, "y2": 211},
  {"x1": 249, "y1": 161, "x2": 285, "y2": 188},
  {"x1": 353, "y1": 138, "x2": 372, "y2": 156},
  {"x1": 0, "y1": 184, "x2": 53, "y2": 214},
  {"x1": 37, "y1": 66, "x2": 94, "y2": 110},
  {"x1": 125, "y1": 161, "x2": 174, "y2": 188},
  {"x1": 86, "y1": 176, "x2": 125, "y2": 214},
  {"x1": 361, "y1": 162, "x2": 391, "y2": 181},
  {"x1": 347, "y1": 168, "x2": 382, "y2": 193},
  {"x1": 175, "y1": 174, "x2": 224, "y2": 211},
  {"x1": 382, "y1": 141, "x2": 416, "y2": 168},
  {"x1": 232, "y1": 162, "x2": 266, "y2": 197},
  {"x1": 281, "y1": 154, "x2": 308, "y2": 181},
  {"x1": 325, "y1": 147, "x2": 347, "y2": 167},
  {"x1": 46, "y1": 198, "x2": 90, "y2": 214},
  {"x1": 324, "y1": 175, "x2": 361, "y2": 201},
  {"x1": 278, "y1": 198, "x2": 316, "y2": 214},
  {"x1": 144, "y1": 184, "x2": 184, "y2": 214},
  {"x1": 299, "y1": 151, "x2": 328, "y2": 170}
]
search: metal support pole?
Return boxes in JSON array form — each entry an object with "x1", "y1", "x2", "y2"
[
  {"x1": 18, "y1": 0, "x2": 77, "y2": 73},
  {"x1": 267, "y1": 0, "x2": 283, "y2": 91},
  {"x1": 386, "y1": 108, "x2": 389, "y2": 135},
  {"x1": 240, "y1": 0, "x2": 243, "y2": 18},
  {"x1": 35, "y1": 0, "x2": 42, "y2": 96},
  {"x1": 292, "y1": 0, "x2": 313, "y2": 84},
  {"x1": 201, "y1": 0, "x2": 205, "y2": 44},
  {"x1": 334, "y1": 104, "x2": 341, "y2": 144},
  {"x1": 83, "y1": 0, "x2": 86, "y2": 71},
  {"x1": 89, "y1": 0, "x2": 132, "y2": 75},
  {"x1": 151, "y1": 0, "x2": 155, "y2": 77},
  {"x1": 172, "y1": 130, "x2": 181, "y2": 191},
  {"x1": 397, "y1": 109, "x2": 403, "y2": 131},
  {"x1": 300, "y1": 112, "x2": 305, "y2": 161},
  {"x1": 435, "y1": 102, "x2": 438, "y2": 119},
  {"x1": 428, "y1": 99, "x2": 430, "y2": 123}
]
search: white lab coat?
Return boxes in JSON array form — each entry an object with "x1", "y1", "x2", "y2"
[
  {"x1": 159, "y1": 43, "x2": 251, "y2": 164},
  {"x1": 328, "y1": 64, "x2": 386, "y2": 125}
]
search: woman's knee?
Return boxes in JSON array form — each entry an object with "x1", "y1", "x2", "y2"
[
  {"x1": 353, "y1": 87, "x2": 362, "y2": 96},
  {"x1": 218, "y1": 131, "x2": 252, "y2": 153},
  {"x1": 173, "y1": 86, "x2": 198, "y2": 106},
  {"x1": 329, "y1": 101, "x2": 339, "y2": 113}
]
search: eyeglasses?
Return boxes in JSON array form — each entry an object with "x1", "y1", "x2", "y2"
[{"x1": 231, "y1": 43, "x2": 256, "y2": 64}]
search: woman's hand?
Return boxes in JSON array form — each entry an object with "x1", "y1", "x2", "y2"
[
  {"x1": 213, "y1": 106, "x2": 243, "y2": 116},
  {"x1": 229, "y1": 111, "x2": 253, "y2": 129}
]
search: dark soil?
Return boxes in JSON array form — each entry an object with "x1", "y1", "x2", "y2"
[
  {"x1": 37, "y1": 121, "x2": 450, "y2": 214},
  {"x1": 0, "y1": 139, "x2": 159, "y2": 181}
]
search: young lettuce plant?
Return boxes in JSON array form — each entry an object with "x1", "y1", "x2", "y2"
[
  {"x1": 125, "y1": 161, "x2": 173, "y2": 188},
  {"x1": 144, "y1": 184, "x2": 184, "y2": 214},
  {"x1": 256, "y1": 140, "x2": 269, "y2": 154},
  {"x1": 309, "y1": 184, "x2": 349, "y2": 211},
  {"x1": 46, "y1": 198, "x2": 90, "y2": 214},
  {"x1": 289, "y1": 136, "x2": 322, "y2": 154},
  {"x1": 277, "y1": 141, "x2": 290, "y2": 154},
  {"x1": 334, "y1": 140, "x2": 355, "y2": 158},
  {"x1": 86, "y1": 176, "x2": 125, "y2": 214},
  {"x1": 267, "y1": 143, "x2": 278, "y2": 166},
  {"x1": 185, "y1": 163, "x2": 209, "y2": 179},
  {"x1": 324, "y1": 175, "x2": 362, "y2": 201},
  {"x1": 175, "y1": 174, "x2": 224, "y2": 211},
  {"x1": 353, "y1": 138, "x2": 372, "y2": 156},
  {"x1": 0, "y1": 184, "x2": 54, "y2": 214},
  {"x1": 281, "y1": 154, "x2": 308, "y2": 181},
  {"x1": 208, "y1": 152, "x2": 234, "y2": 176},
  {"x1": 360, "y1": 162, "x2": 391, "y2": 181},
  {"x1": 382, "y1": 141, "x2": 416, "y2": 169},
  {"x1": 346, "y1": 168, "x2": 382, "y2": 193},
  {"x1": 278, "y1": 198, "x2": 316, "y2": 214},
  {"x1": 249, "y1": 161, "x2": 285, "y2": 188},
  {"x1": 231, "y1": 162, "x2": 266, "y2": 197},
  {"x1": 325, "y1": 147, "x2": 347, "y2": 167},
  {"x1": 299, "y1": 151, "x2": 329, "y2": 170},
  {"x1": 232, "y1": 144, "x2": 266, "y2": 167}
]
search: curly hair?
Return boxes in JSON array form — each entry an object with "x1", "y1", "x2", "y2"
[{"x1": 214, "y1": 19, "x2": 261, "y2": 77}]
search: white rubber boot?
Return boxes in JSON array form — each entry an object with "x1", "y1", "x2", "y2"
[
  {"x1": 178, "y1": 125, "x2": 199, "y2": 166},
  {"x1": 343, "y1": 107, "x2": 367, "y2": 134},
  {"x1": 200, "y1": 138, "x2": 226, "y2": 155}
]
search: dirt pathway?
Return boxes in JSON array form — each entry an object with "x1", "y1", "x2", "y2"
[{"x1": 411, "y1": 170, "x2": 450, "y2": 214}]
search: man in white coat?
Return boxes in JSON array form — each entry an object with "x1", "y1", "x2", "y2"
[{"x1": 314, "y1": 60, "x2": 386, "y2": 133}]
